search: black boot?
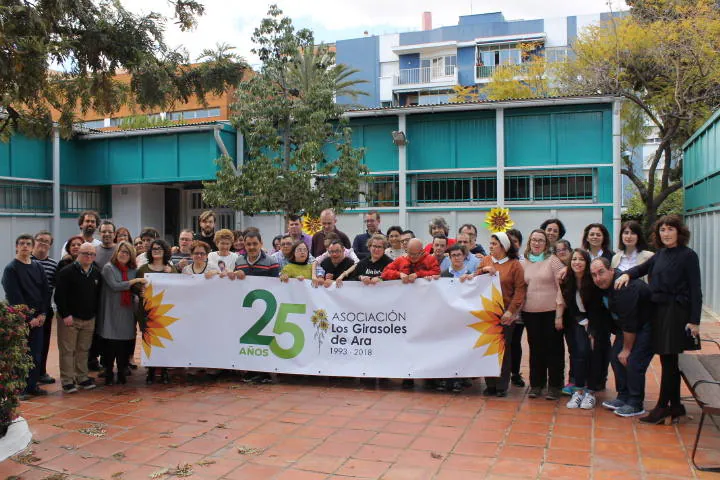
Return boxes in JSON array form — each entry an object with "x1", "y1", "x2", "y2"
[
  {"x1": 104, "y1": 369, "x2": 114, "y2": 386},
  {"x1": 146, "y1": 368, "x2": 156, "y2": 385}
]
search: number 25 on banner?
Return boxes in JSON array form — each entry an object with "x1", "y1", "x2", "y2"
[{"x1": 240, "y1": 289, "x2": 306, "y2": 359}]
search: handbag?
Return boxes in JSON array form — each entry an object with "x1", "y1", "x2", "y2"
[{"x1": 683, "y1": 328, "x2": 702, "y2": 351}]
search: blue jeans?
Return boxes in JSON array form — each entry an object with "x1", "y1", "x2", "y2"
[
  {"x1": 25, "y1": 324, "x2": 44, "y2": 392},
  {"x1": 610, "y1": 322, "x2": 653, "y2": 408}
]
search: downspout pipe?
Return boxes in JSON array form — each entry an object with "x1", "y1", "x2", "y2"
[
  {"x1": 52, "y1": 125, "x2": 61, "y2": 260},
  {"x1": 213, "y1": 125, "x2": 229, "y2": 158}
]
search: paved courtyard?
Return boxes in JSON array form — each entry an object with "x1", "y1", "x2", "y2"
[{"x1": 2, "y1": 313, "x2": 720, "y2": 480}]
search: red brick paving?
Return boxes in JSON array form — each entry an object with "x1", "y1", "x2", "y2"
[{"x1": 1, "y1": 313, "x2": 719, "y2": 479}]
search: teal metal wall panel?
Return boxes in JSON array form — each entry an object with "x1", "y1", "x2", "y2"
[
  {"x1": 596, "y1": 167, "x2": 613, "y2": 204},
  {"x1": 59, "y1": 139, "x2": 80, "y2": 184},
  {"x1": 406, "y1": 112, "x2": 496, "y2": 170},
  {"x1": 408, "y1": 119, "x2": 452, "y2": 169},
  {"x1": 361, "y1": 124, "x2": 397, "y2": 171},
  {"x1": 109, "y1": 138, "x2": 142, "y2": 183},
  {"x1": 455, "y1": 117, "x2": 496, "y2": 168},
  {"x1": 71, "y1": 140, "x2": 108, "y2": 185},
  {"x1": 505, "y1": 104, "x2": 612, "y2": 167},
  {"x1": 178, "y1": 132, "x2": 218, "y2": 179},
  {"x1": 684, "y1": 109, "x2": 720, "y2": 211},
  {"x1": 143, "y1": 135, "x2": 179, "y2": 180},
  {"x1": 505, "y1": 114, "x2": 552, "y2": 166},
  {"x1": 555, "y1": 111, "x2": 605, "y2": 165},
  {"x1": 0, "y1": 138, "x2": 10, "y2": 176},
  {"x1": 1, "y1": 134, "x2": 52, "y2": 180}
]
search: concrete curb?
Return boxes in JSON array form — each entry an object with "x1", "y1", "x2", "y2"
[{"x1": 0, "y1": 417, "x2": 32, "y2": 463}]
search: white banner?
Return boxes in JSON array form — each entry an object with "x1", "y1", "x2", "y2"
[{"x1": 140, "y1": 273, "x2": 506, "y2": 378}]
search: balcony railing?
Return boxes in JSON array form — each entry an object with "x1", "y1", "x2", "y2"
[
  {"x1": 395, "y1": 65, "x2": 456, "y2": 86},
  {"x1": 475, "y1": 63, "x2": 540, "y2": 80}
]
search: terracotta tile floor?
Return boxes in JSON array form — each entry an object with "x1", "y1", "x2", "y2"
[{"x1": 2, "y1": 313, "x2": 720, "y2": 479}]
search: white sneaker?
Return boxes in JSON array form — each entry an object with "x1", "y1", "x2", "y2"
[
  {"x1": 580, "y1": 392, "x2": 596, "y2": 410},
  {"x1": 566, "y1": 390, "x2": 583, "y2": 409}
]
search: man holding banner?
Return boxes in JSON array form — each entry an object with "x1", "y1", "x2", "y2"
[{"x1": 381, "y1": 239, "x2": 440, "y2": 283}]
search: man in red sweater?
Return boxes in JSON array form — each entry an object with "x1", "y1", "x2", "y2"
[{"x1": 381, "y1": 239, "x2": 440, "y2": 282}]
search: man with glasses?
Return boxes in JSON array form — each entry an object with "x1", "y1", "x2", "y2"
[
  {"x1": 317, "y1": 240, "x2": 355, "y2": 288},
  {"x1": 400, "y1": 230, "x2": 415, "y2": 253},
  {"x1": 31, "y1": 231, "x2": 58, "y2": 385},
  {"x1": 54, "y1": 243, "x2": 102, "y2": 393},
  {"x1": 2, "y1": 234, "x2": 51, "y2": 399},
  {"x1": 271, "y1": 234, "x2": 297, "y2": 269},
  {"x1": 352, "y1": 211, "x2": 382, "y2": 261},
  {"x1": 382, "y1": 238, "x2": 440, "y2": 283},
  {"x1": 171, "y1": 229, "x2": 194, "y2": 270},
  {"x1": 441, "y1": 232, "x2": 480, "y2": 273},
  {"x1": 441, "y1": 244, "x2": 475, "y2": 279}
]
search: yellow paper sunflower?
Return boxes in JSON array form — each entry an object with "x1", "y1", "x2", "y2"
[
  {"x1": 140, "y1": 283, "x2": 180, "y2": 358},
  {"x1": 484, "y1": 207, "x2": 514, "y2": 233},
  {"x1": 302, "y1": 216, "x2": 323, "y2": 235},
  {"x1": 468, "y1": 284, "x2": 506, "y2": 364}
]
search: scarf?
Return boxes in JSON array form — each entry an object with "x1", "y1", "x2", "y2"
[
  {"x1": 528, "y1": 252, "x2": 546, "y2": 263},
  {"x1": 115, "y1": 261, "x2": 132, "y2": 307}
]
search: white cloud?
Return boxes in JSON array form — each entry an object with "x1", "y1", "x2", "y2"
[{"x1": 120, "y1": 0, "x2": 628, "y2": 65}]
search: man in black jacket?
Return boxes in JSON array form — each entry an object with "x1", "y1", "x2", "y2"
[
  {"x1": 2, "y1": 234, "x2": 51, "y2": 398},
  {"x1": 591, "y1": 257, "x2": 653, "y2": 418},
  {"x1": 54, "y1": 242, "x2": 102, "y2": 393}
]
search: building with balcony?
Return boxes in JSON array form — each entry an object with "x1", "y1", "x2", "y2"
[{"x1": 336, "y1": 11, "x2": 617, "y2": 108}]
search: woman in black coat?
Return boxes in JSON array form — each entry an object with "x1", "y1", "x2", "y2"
[{"x1": 615, "y1": 215, "x2": 702, "y2": 424}]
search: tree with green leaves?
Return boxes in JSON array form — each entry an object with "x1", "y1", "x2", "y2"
[
  {"x1": 202, "y1": 5, "x2": 370, "y2": 218},
  {"x1": 0, "y1": 0, "x2": 247, "y2": 139},
  {"x1": 559, "y1": 0, "x2": 720, "y2": 230}
]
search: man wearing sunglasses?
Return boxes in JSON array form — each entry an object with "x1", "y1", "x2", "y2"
[{"x1": 54, "y1": 243, "x2": 102, "y2": 393}]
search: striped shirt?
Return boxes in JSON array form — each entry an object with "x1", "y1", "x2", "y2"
[{"x1": 31, "y1": 255, "x2": 58, "y2": 292}]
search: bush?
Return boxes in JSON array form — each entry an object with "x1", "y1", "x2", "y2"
[{"x1": 0, "y1": 302, "x2": 33, "y2": 438}]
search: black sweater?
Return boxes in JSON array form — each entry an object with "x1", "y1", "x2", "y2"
[
  {"x1": 349, "y1": 255, "x2": 392, "y2": 280},
  {"x1": 1, "y1": 259, "x2": 51, "y2": 319},
  {"x1": 625, "y1": 246, "x2": 702, "y2": 325},
  {"x1": 54, "y1": 262, "x2": 102, "y2": 320},
  {"x1": 320, "y1": 257, "x2": 354, "y2": 279}
]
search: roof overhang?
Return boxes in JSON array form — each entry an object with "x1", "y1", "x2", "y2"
[
  {"x1": 392, "y1": 40, "x2": 458, "y2": 54},
  {"x1": 343, "y1": 95, "x2": 620, "y2": 118},
  {"x1": 458, "y1": 32, "x2": 546, "y2": 48}
]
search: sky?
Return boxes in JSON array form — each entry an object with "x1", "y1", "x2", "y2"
[{"x1": 120, "y1": 0, "x2": 629, "y2": 67}]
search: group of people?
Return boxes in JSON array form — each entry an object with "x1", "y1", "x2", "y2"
[{"x1": 2, "y1": 207, "x2": 703, "y2": 427}]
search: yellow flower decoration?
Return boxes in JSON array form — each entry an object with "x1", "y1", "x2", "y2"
[
  {"x1": 302, "y1": 216, "x2": 323, "y2": 235},
  {"x1": 140, "y1": 283, "x2": 180, "y2": 358},
  {"x1": 468, "y1": 284, "x2": 506, "y2": 364},
  {"x1": 484, "y1": 207, "x2": 514, "y2": 233}
]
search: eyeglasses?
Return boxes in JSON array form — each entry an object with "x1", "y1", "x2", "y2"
[
  {"x1": 151, "y1": 247, "x2": 164, "y2": 252},
  {"x1": 192, "y1": 252, "x2": 207, "y2": 257},
  {"x1": 79, "y1": 252, "x2": 96, "y2": 257},
  {"x1": 555, "y1": 248, "x2": 569, "y2": 254},
  {"x1": 450, "y1": 252, "x2": 465, "y2": 258},
  {"x1": 530, "y1": 238, "x2": 546, "y2": 244},
  {"x1": 35, "y1": 239, "x2": 51, "y2": 245},
  {"x1": 370, "y1": 244, "x2": 385, "y2": 249}
]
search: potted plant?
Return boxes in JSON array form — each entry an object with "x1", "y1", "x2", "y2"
[{"x1": 0, "y1": 302, "x2": 33, "y2": 439}]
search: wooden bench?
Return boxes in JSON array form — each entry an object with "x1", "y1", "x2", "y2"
[{"x1": 678, "y1": 339, "x2": 720, "y2": 472}]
